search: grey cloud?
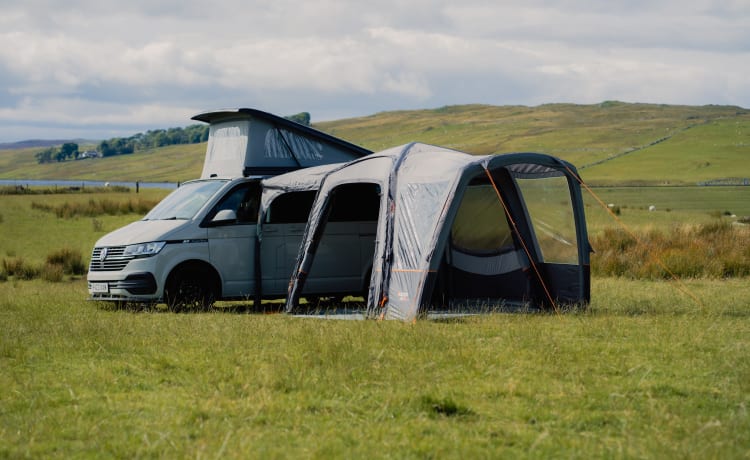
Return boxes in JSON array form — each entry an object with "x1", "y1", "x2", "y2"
[{"x1": 0, "y1": 0, "x2": 748, "y2": 142}]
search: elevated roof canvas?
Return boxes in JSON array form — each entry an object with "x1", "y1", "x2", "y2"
[{"x1": 192, "y1": 108, "x2": 372, "y2": 179}]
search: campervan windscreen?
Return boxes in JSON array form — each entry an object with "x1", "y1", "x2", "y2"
[
  {"x1": 515, "y1": 175, "x2": 578, "y2": 264},
  {"x1": 144, "y1": 180, "x2": 228, "y2": 220}
]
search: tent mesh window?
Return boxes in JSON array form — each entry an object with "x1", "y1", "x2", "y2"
[
  {"x1": 451, "y1": 183, "x2": 513, "y2": 255},
  {"x1": 515, "y1": 176, "x2": 578, "y2": 264}
]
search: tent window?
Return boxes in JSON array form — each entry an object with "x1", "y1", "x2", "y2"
[
  {"x1": 328, "y1": 183, "x2": 381, "y2": 222},
  {"x1": 451, "y1": 184, "x2": 513, "y2": 255},
  {"x1": 266, "y1": 191, "x2": 317, "y2": 224},
  {"x1": 515, "y1": 175, "x2": 578, "y2": 264}
]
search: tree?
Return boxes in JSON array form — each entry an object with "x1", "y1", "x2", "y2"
[
  {"x1": 60, "y1": 143, "x2": 79, "y2": 160},
  {"x1": 35, "y1": 147, "x2": 55, "y2": 164},
  {"x1": 99, "y1": 140, "x2": 116, "y2": 157},
  {"x1": 285, "y1": 112, "x2": 311, "y2": 126}
]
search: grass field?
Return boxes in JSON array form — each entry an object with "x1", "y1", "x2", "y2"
[
  {"x1": 0, "y1": 143, "x2": 205, "y2": 184},
  {"x1": 583, "y1": 186, "x2": 750, "y2": 233},
  {"x1": 0, "y1": 188, "x2": 168, "y2": 265},
  {"x1": 1, "y1": 278, "x2": 748, "y2": 458}
]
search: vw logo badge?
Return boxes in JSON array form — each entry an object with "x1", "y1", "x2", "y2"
[{"x1": 99, "y1": 248, "x2": 108, "y2": 262}]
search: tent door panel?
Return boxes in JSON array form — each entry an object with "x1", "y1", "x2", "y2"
[
  {"x1": 538, "y1": 263, "x2": 589, "y2": 305},
  {"x1": 293, "y1": 182, "x2": 381, "y2": 298},
  {"x1": 306, "y1": 222, "x2": 363, "y2": 294},
  {"x1": 258, "y1": 223, "x2": 301, "y2": 296},
  {"x1": 448, "y1": 268, "x2": 530, "y2": 302}
]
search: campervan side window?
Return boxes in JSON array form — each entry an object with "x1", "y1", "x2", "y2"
[
  {"x1": 451, "y1": 184, "x2": 514, "y2": 255},
  {"x1": 515, "y1": 176, "x2": 578, "y2": 264},
  {"x1": 328, "y1": 183, "x2": 381, "y2": 222},
  {"x1": 206, "y1": 182, "x2": 261, "y2": 224},
  {"x1": 266, "y1": 191, "x2": 317, "y2": 224}
]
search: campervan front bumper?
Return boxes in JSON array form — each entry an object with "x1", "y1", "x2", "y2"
[{"x1": 88, "y1": 272, "x2": 158, "y2": 302}]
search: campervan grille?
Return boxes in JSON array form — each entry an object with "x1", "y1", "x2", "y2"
[{"x1": 89, "y1": 246, "x2": 132, "y2": 271}]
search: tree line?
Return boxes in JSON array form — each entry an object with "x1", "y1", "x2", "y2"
[
  {"x1": 35, "y1": 112, "x2": 311, "y2": 164},
  {"x1": 35, "y1": 143, "x2": 81, "y2": 163},
  {"x1": 35, "y1": 125, "x2": 210, "y2": 164}
]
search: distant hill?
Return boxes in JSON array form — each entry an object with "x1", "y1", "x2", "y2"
[
  {"x1": 0, "y1": 102, "x2": 748, "y2": 186},
  {"x1": 317, "y1": 102, "x2": 750, "y2": 186},
  {"x1": 0, "y1": 139, "x2": 96, "y2": 151}
]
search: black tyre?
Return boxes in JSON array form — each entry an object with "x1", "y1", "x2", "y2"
[{"x1": 164, "y1": 265, "x2": 217, "y2": 312}]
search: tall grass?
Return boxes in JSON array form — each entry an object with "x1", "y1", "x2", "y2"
[
  {"x1": 1, "y1": 256, "x2": 40, "y2": 280},
  {"x1": 592, "y1": 220, "x2": 750, "y2": 278},
  {"x1": 0, "y1": 185, "x2": 131, "y2": 195},
  {"x1": 2, "y1": 248, "x2": 87, "y2": 282},
  {"x1": 31, "y1": 197, "x2": 158, "y2": 218},
  {"x1": 46, "y1": 247, "x2": 87, "y2": 276}
]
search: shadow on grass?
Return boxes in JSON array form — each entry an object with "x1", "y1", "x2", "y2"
[
  {"x1": 95, "y1": 302, "x2": 286, "y2": 315},
  {"x1": 93, "y1": 297, "x2": 362, "y2": 316},
  {"x1": 94, "y1": 296, "x2": 750, "y2": 318}
]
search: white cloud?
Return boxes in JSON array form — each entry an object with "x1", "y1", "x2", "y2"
[{"x1": 0, "y1": 96, "x2": 197, "y2": 127}]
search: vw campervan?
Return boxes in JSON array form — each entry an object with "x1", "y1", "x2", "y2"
[{"x1": 87, "y1": 109, "x2": 373, "y2": 310}]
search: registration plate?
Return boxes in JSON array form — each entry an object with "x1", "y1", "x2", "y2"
[{"x1": 89, "y1": 282, "x2": 109, "y2": 293}]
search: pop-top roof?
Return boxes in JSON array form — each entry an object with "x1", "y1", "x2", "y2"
[{"x1": 192, "y1": 108, "x2": 372, "y2": 179}]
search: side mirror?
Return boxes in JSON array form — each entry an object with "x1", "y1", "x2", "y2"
[{"x1": 212, "y1": 209, "x2": 237, "y2": 223}]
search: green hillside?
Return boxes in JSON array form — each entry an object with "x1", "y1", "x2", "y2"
[
  {"x1": 318, "y1": 102, "x2": 750, "y2": 186},
  {"x1": 0, "y1": 143, "x2": 206, "y2": 184},
  {"x1": 1, "y1": 102, "x2": 748, "y2": 185}
]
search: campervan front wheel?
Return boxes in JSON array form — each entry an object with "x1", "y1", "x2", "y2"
[{"x1": 164, "y1": 264, "x2": 218, "y2": 312}]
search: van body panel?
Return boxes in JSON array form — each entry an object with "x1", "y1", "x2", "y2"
[{"x1": 207, "y1": 223, "x2": 257, "y2": 298}]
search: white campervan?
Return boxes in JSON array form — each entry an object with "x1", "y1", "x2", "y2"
[{"x1": 87, "y1": 108, "x2": 374, "y2": 310}]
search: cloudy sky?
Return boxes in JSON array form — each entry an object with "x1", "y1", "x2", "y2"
[{"x1": 1, "y1": 0, "x2": 748, "y2": 142}]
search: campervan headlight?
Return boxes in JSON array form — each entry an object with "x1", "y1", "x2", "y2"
[{"x1": 123, "y1": 241, "x2": 167, "y2": 258}]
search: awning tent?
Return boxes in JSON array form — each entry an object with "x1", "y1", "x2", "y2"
[{"x1": 285, "y1": 142, "x2": 591, "y2": 321}]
